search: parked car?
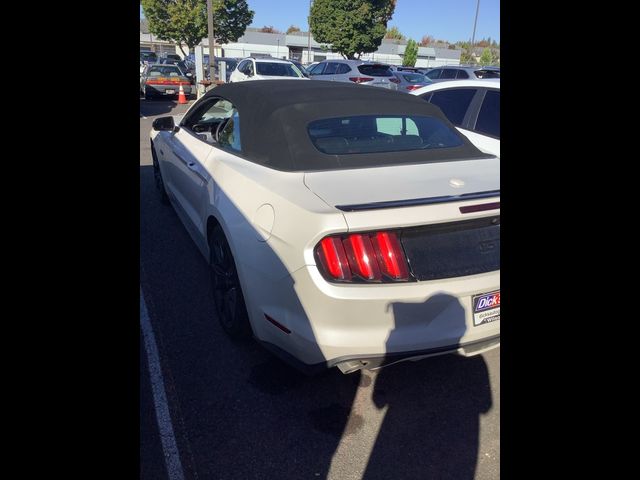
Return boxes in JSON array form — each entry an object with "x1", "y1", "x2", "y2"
[
  {"x1": 411, "y1": 79, "x2": 500, "y2": 156},
  {"x1": 140, "y1": 51, "x2": 158, "y2": 64},
  {"x1": 185, "y1": 55, "x2": 239, "y2": 82},
  {"x1": 161, "y1": 53, "x2": 182, "y2": 62},
  {"x1": 425, "y1": 65, "x2": 500, "y2": 82},
  {"x1": 149, "y1": 80, "x2": 500, "y2": 374},
  {"x1": 307, "y1": 60, "x2": 399, "y2": 90},
  {"x1": 289, "y1": 59, "x2": 310, "y2": 78},
  {"x1": 158, "y1": 58, "x2": 195, "y2": 83},
  {"x1": 140, "y1": 63, "x2": 192, "y2": 99},
  {"x1": 392, "y1": 71, "x2": 433, "y2": 92},
  {"x1": 229, "y1": 58, "x2": 308, "y2": 82}
]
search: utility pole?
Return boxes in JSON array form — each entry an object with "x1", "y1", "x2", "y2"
[
  {"x1": 470, "y1": 0, "x2": 480, "y2": 58},
  {"x1": 307, "y1": 0, "x2": 312, "y2": 63},
  {"x1": 207, "y1": 0, "x2": 216, "y2": 81}
]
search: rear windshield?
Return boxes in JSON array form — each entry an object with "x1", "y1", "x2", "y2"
[
  {"x1": 357, "y1": 64, "x2": 393, "y2": 77},
  {"x1": 147, "y1": 65, "x2": 183, "y2": 77},
  {"x1": 308, "y1": 115, "x2": 463, "y2": 155},
  {"x1": 402, "y1": 73, "x2": 428, "y2": 83},
  {"x1": 256, "y1": 62, "x2": 303, "y2": 77},
  {"x1": 475, "y1": 69, "x2": 500, "y2": 78}
]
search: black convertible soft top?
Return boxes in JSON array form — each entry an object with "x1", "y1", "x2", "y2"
[{"x1": 203, "y1": 80, "x2": 492, "y2": 171}]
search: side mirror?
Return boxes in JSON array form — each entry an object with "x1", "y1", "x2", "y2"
[{"x1": 152, "y1": 116, "x2": 175, "y2": 131}]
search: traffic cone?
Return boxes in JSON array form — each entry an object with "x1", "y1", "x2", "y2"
[{"x1": 178, "y1": 84, "x2": 187, "y2": 104}]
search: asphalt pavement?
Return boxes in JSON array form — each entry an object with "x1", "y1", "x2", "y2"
[{"x1": 139, "y1": 97, "x2": 500, "y2": 480}]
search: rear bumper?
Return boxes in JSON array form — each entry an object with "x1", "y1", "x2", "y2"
[
  {"x1": 145, "y1": 85, "x2": 192, "y2": 95},
  {"x1": 260, "y1": 334, "x2": 499, "y2": 375},
  {"x1": 250, "y1": 264, "x2": 500, "y2": 370}
]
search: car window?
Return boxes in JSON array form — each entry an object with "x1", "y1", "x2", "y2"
[
  {"x1": 440, "y1": 69, "x2": 457, "y2": 79},
  {"x1": 308, "y1": 63, "x2": 325, "y2": 75},
  {"x1": 308, "y1": 115, "x2": 463, "y2": 155},
  {"x1": 336, "y1": 63, "x2": 351, "y2": 74},
  {"x1": 428, "y1": 88, "x2": 477, "y2": 126},
  {"x1": 425, "y1": 69, "x2": 441, "y2": 79},
  {"x1": 357, "y1": 64, "x2": 393, "y2": 77},
  {"x1": 474, "y1": 90, "x2": 500, "y2": 138},
  {"x1": 323, "y1": 62, "x2": 340, "y2": 75},
  {"x1": 255, "y1": 62, "x2": 303, "y2": 77},
  {"x1": 475, "y1": 69, "x2": 500, "y2": 79},
  {"x1": 217, "y1": 109, "x2": 241, "y2": 152},
  {"x1": 456, "y1": 70, "x2": 470, "y2": 79},
  {"x1": 182, "y1": 97, "x2": 237, "y2": 144},
  {"x1": 147, "y1": 65, "x2": 182, "y2": 77},
  {"x1": 402, "y1": 73, "x2": 428, "y2": 83}
]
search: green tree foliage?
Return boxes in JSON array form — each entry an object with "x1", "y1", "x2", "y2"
[
  {"x1": 141, "y1": 0, "x2": 254, "y2": 56},
  {"x1": 385, "y1": 26, "x2": 404, "y2": 40},
  {"x1": 310, "y1": 0, "x2": 397, "y2": 59},
  {"x1": 479, "y1": 47, "x2": 492, "y2": 65},
  {"x1": 460, "y1": 48, "x2": 476, "y2": 65},
  {"x1": 403, "y1": 38, "x2": 418, "y2": 66},
  {"x1": 286, "y1": 25, "x2": 301, "y2": 34}
]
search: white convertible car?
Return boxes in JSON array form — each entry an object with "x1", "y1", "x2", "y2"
[{"x1": 150, "y1": 80, "x2": 500, "y2": 374}]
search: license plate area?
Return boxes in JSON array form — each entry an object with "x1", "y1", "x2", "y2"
[{"x1": 472, "y1": 290, "x2": 500, "y2": 326}]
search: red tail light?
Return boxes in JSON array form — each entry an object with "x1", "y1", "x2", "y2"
[
  {"x1": 349, "y1": 77, "x2": 374, "y2": 83},
  {"x1": 371, "y1": 232, "x2": 410, "y2": 280},
  {"x1": 315, "y1": 231, "x2": 410, "y2": 283},
  {"x1": 318, "y1": 237, "x2": 352, "y2": 281},
  {"x1": 389, "y1": 77, "x2": 401, "y2": 84},
  {"x1": 406, "y1": 85, "x2": 422, "y2": 91}
]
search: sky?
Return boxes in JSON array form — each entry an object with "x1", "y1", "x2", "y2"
[{"x1": 141, "y1": 0, "x2": 500, "y2": 44}]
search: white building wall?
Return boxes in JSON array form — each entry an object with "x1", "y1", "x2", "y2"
[{"x1": 218, "y1": 42, "x2": 289, "y2": 59}]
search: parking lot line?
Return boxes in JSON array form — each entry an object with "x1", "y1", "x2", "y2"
[{"x1": 140, "y1": 287, "x2": 186, "y2": 480}]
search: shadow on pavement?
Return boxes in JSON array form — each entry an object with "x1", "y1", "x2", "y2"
[
  {"x1": 140, "y1": 98, "x2": 179, "y2": 118},
  {"x1": 363, "y1": 295, "x2": 492, "y2": 479}
]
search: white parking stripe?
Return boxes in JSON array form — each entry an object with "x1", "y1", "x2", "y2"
[{"x1": 140, "y1": 287, "x2": 186, "y2": 480}]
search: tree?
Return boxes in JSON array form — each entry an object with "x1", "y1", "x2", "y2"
[
  {"x1": 385, "y1": 26, "x2": 404, "y2": 40},
  {"x1": 403, "y1": 38, "x2": 418, "y2": 66},
  {"x1": 419, "y1": 34, "x2": 434, "y2": 46},
  {"x1": 260, "y1": 25, "x2": 281, "y2": 33},
  {"x1": 479, "y1": 47, "x2": 492, "y2": 65},
  {"x1": 141, "y1": 0, "x2": 254, "y2": 56},
  {"x1": 286, "y1": 25, "x2": 301, "y2": 34},
  {"x1": 460, "y1": 48, "x2": 476, "y2": 65},
  {"x1": 310, "y1": 0, "x2": 397, "y2": 59}
]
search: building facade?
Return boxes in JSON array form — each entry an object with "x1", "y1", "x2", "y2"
[{"x1": 140, "y1": 23, "x2": 461, "y2": 67}]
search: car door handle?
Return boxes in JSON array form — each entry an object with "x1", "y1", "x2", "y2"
[{"x1": 159, "y1": 149, "x2": 164, "y2": 155}]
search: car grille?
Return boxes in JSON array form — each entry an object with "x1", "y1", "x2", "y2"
[{"x1": 400, "y1": 216, "x2": 500, "y2": 281}]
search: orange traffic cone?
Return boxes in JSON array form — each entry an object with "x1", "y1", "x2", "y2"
[{"x1": 178, "y1": 84, "x2": 187, "y2": 104}]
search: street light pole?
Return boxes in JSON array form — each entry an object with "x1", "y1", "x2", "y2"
[
  {"x1": 470, "y1": 0, "x2": 480, "y2": 60},
  {"x1": 307, "y1": 0, "x2": 312, "y2": 63},
  {"x1": 207, "y1": 0, "x2": 216, "y2": 81}
]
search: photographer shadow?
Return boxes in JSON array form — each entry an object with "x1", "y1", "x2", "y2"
[{"x1": 363, "y1": 293, "x2": 493, "y2": 480}]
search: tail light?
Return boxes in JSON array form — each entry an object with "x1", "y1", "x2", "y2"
[
  {"x1": 315, "y1": 231, "x2": 411, "y2": 283},
  {"x1": 406, "y1": 85, "x2": 422, "y2": 91},
  {"x1": 389, "y1": 77, "x2": 401, "y2": 84},
  {"x1": 349, "y1": 77, "x2": 374, "y2": 84},
  {"x1": 146, "y1": 78, "x2": 190, "y2": 86}
]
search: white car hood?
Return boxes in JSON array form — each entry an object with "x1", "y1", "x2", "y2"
[{"x1": 303, "y1": 157, "x2": 500, "y2": 209}]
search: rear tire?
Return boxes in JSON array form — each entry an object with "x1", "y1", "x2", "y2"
[{"x1": 209, "y1": 226, "x2": 252, "y2": 340}]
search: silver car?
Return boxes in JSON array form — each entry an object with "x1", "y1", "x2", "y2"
[
  {"x1": 392, "y1": 71, "x2": 433, "y2": 92},
  {"x1": 307, "y1": 59, "x2": 399, "y2": 90},
  {"x1": 425, "y1": 65, "x2": 500, "y2": 83}
]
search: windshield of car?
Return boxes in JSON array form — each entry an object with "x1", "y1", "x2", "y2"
[
  {"x1": 255, "y1": 62, "x2": 303, "y2": 77},
  {"x1": 357, "y1": 64, "x2": 393, "y2": 77},
  {"x1": 475, "y1": 69, "x2": 500, "y2": 78},
  {"x1": 401, "y1": 73, "x2": 429, "y2": 83},
  {"x1": 147, "y1": 65, "x2": 183, "y2": 77},
  {"x1": 308, "y1": 115, "x2": 463, "y2": 155}
]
